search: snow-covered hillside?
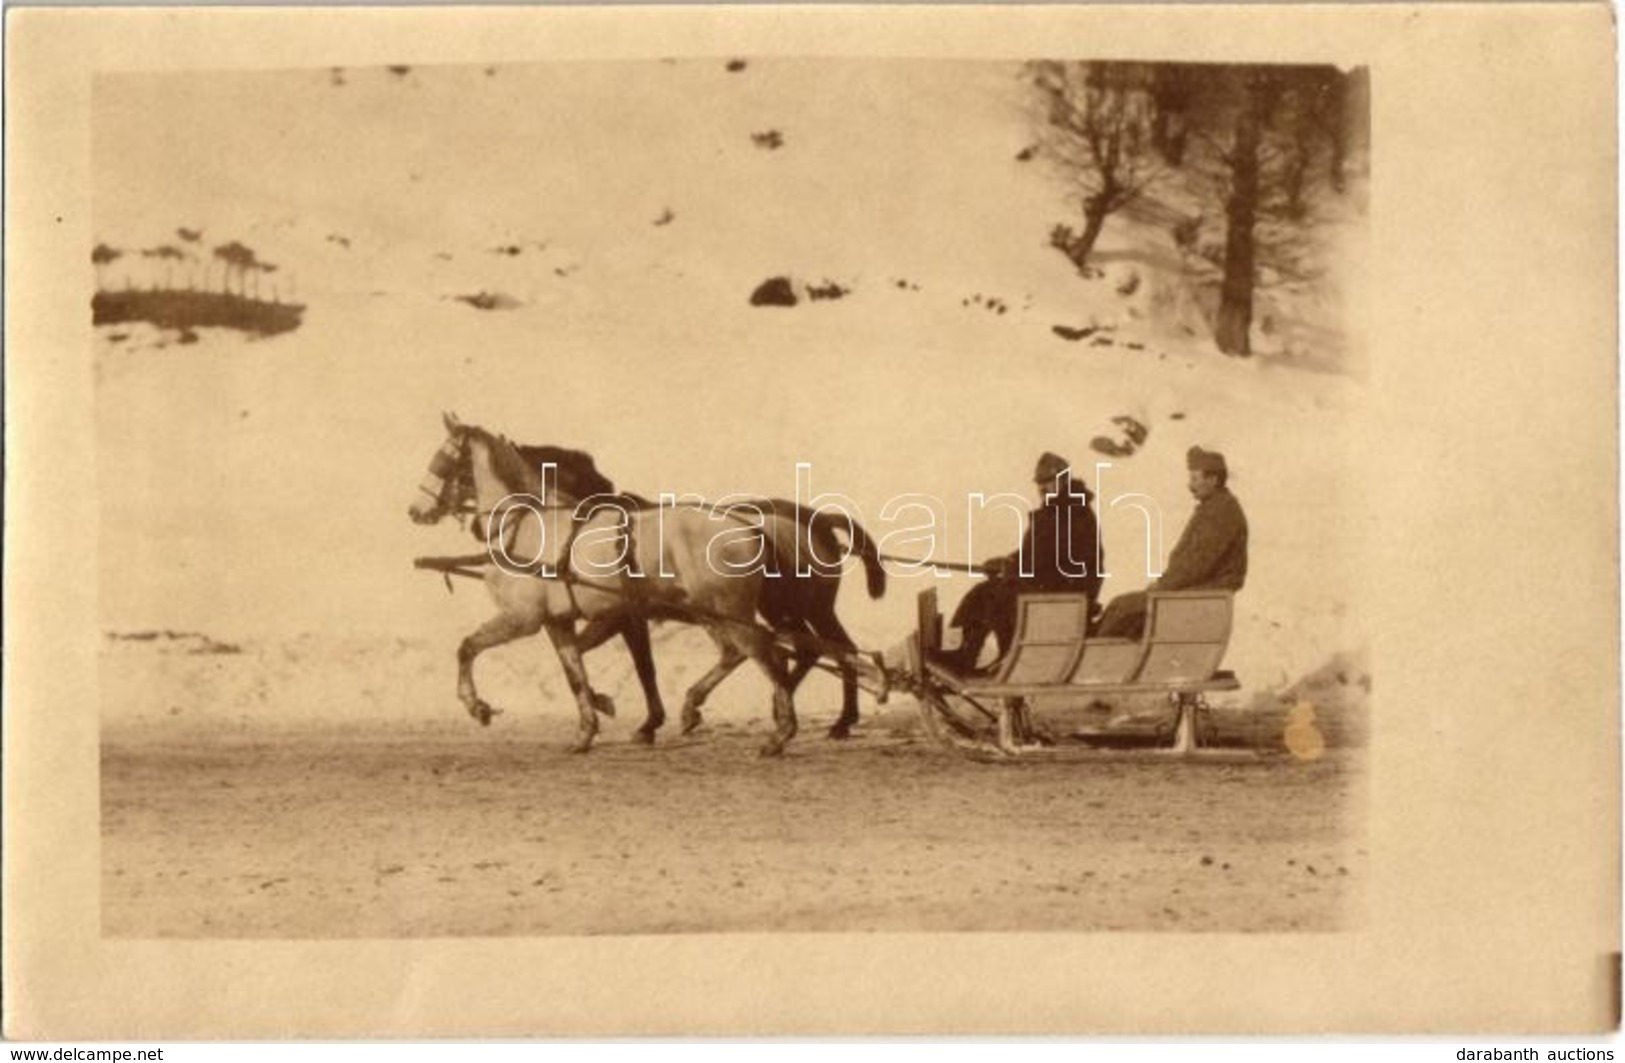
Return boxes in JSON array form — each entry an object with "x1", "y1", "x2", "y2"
[{"x1": 93, "y1": 59, "x2": 1368, "y2": 718}]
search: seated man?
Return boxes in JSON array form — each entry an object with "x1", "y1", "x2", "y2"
[
  {"x1": 942, "y1": 451, "x2": 1104, "y2": 674},
  {"x1": 1095, "y1": 445, "x2": 1248, "y2": 640}
]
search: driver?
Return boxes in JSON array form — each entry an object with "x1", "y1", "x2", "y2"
[{"x1": 941, "y1": 451, "x2": 1103, "y2": 674}]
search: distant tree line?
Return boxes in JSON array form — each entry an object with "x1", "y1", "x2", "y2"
[
  {"x1": 92, "y1": 231, "x2": 291, "y2": 302},
  {"x1": 1029, "y1": 60, "x2": 1370, "y2": 355}
]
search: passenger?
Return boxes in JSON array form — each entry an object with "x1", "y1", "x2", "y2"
[
  {"x1": 1095, "y1": 445, "x2": 1248, "y2": 640},
  {"x1": 942, "y1": 451, "x2": 1104, "y2": 674}
]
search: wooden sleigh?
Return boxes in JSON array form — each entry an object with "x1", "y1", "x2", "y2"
[{"x1": 905, "y1": 587, "x2": 1262, "y2": 761}]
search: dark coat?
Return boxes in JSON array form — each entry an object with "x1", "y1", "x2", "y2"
[
  {"x1": 999, "y1": 492, "x2": 1104, "y2": 600},
  {"x1": 1158, "y1": 486, "x2": 1248, "y2": 591}
]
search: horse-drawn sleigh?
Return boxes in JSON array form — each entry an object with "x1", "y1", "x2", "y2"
[{"x1": 411, "y1": 414, "x2": 1258, "y2": 761}]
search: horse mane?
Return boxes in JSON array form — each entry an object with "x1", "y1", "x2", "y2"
[
  {"x1": 515, "y1": 443, "x2": 616, "y2": 499},
  {"x1": 515, "y1": 441, "x2": 656, "y2": 510},
  {"x1": 464, "y1": 425, "x2": 543, "y2": 496}
]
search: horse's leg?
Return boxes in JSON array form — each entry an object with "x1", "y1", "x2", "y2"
[
  {"x1": 457, "y1": 612, "x2": 543, "y2": 726},
  {"x1": 679, "y1": 630, "x2": 745, "y2": 735},
  {"x1": 617, "y1": 617, "x2": 667, "y2": 745},
  {"x1": 813, "y1": 613, "x2": 862, "y2": 740},
  {"x1": 572, "y1": 616, "x2": 625, "y2": 719},
  {"x1": 773, "y1": 621, "x2": 814, "y2": 688},
  {"x1": 734, "y1": 627, "x2": 797, "y2": 758},
  {"x1": 785, "y1": 643, "x2": 819, "y2": 693},
  {"x1": 771, "y1": 624, "x2": 845, "y2": 736},
  {"x1": 543, "y1": 621, "x2": 602, "y2": 754}
]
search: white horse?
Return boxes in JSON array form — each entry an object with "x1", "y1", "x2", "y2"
[{"x1": 409, "y1": 413, "x2": 803, "y2": 756}]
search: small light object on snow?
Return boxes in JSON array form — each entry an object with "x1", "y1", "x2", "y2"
[{"x1": 1284, "y1": 701, "x2": 1325, "y2": 761}]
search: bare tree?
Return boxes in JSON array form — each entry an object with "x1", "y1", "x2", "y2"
[
  {"x1": 1262, "y1": 66, "x2": 1359, "y2": 223},
  {"x1": 260, "y1": 263, "x2": 280, "y2": 303},
  {"x1": 213, "y1": 241, "x2": 259, "y2": 297},
  {"x1": 1031, "y1": 61, "x2": 1163, "y2": 272},
  {"x1": 92, "y1": 243, "x2": 122, "y2": 291},
  {"x1": 1149, "y1": 63, "x2": 1199, "y2": 167},
  {"x1": 1211, "y1": 68, "x2": 1285, "y2": 355},
  {"x1": 1176, "y1": 64, "x2": 1361, "y2": 356},
  {"x1": 143, "y1": 245, "x2": 187, "y2": 290},
  {"x1": 1323, "y1": 68, "x2": 1369, "y2": 196}
]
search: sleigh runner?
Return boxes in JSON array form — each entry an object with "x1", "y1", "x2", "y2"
[{"x1": 896, "y1": 586, "x2": 1253, "y2": 761}]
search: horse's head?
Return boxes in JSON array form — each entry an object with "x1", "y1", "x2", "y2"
[{"x1": 408, "y1": 411, "x2": 473, "y2": 525}]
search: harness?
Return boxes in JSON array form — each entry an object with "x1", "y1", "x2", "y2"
[
  {"x1": 445, "y1": 454, "x2": 652, "y2": 622},
  {"x1": 418, "y1": 431, "x2": 770, "y2": 632}
]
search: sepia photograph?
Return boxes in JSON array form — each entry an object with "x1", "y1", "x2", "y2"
[
  {"x1": 92, "y1": 55, "x2": 1371, "y2": 939},
  {"x1": 5, "y1": 4, "x2": 1616, "y2": 1039}
]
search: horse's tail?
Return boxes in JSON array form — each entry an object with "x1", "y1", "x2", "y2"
[
  {"x1": 757, "y1": 499, "x2": 886, "y2": 598},
  {"x1": 807, "y1": 509, "x2": 886, "y2": 600}
]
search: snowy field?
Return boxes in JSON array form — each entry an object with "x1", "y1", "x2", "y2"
[{"x1": 95, "y1": 59, "x2": 1369, "y2": 935}]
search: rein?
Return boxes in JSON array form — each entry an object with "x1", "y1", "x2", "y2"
[{"x1": 876, "y1": 553, "x2": 991, "y2": 575}]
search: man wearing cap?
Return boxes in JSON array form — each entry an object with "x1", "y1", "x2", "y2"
[
  {"x1": 942, "y1": 452, "x2": 1104, "y2": 674},
  {"x1": 1095, "y1": 445, "x2": 1248, "y2": 640}
]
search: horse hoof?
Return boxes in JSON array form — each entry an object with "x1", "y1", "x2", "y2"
[
  {"x1": 826, "y1": 724, "x2": 854, "y2": 741},
  {"x1": 631, "y1": 729, "x2": 656, "y2": 746},
  {"x1": 680, "y1": 710, "x2": 703, "y2": 735},
  {"x1": 469, "y1": 700, "x2": 500, "y2": 727},
  {"x1": 592, "y1": 693, "x2": 616, "y2": 718},
  {"x1": 758, "y1": 740, "x2": 786, "y2": 758},
  {"x1": 568, "y1": 738, "x2": 595, "y2": 755}
]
